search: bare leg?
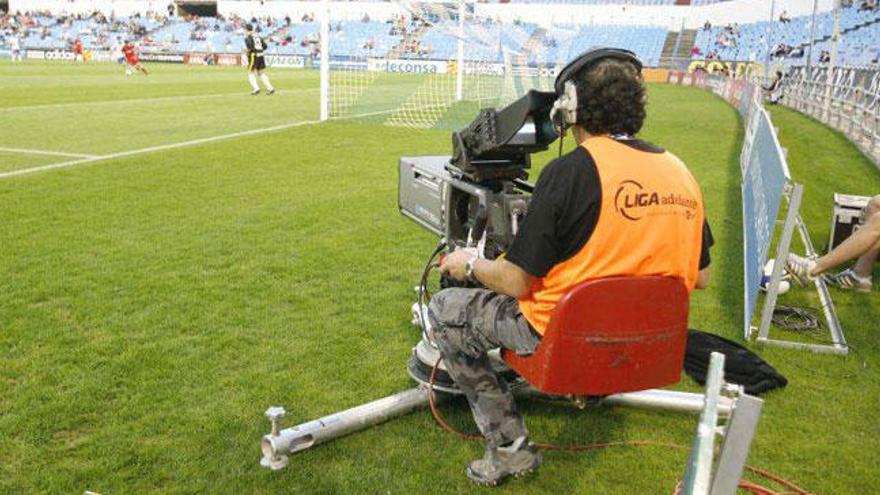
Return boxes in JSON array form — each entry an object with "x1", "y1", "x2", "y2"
[
  {"x1": 851, "y1": 196, "x2": 880, "y2": 277},
  {"x1": 810, "y1": 207, "x2": 880, "y2": 276}
]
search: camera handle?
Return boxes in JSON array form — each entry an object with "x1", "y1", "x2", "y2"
[{"x1": 466, "y1": 203, "x2": 489, "y2": 257}]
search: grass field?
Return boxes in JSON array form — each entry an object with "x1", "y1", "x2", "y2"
[{"x1": 1, "y1": 61, "x2": 878, "y2": 494}]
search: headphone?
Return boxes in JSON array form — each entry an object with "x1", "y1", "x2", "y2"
[{"x1": 549, "y1": 47, "x2": 643, "y2": 132}]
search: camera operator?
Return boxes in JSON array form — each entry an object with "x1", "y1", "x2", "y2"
[{"x1": 428, "y1": 49, "x2": 714, "y2": 486}]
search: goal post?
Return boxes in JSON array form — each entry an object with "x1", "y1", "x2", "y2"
[
  {"x1": 319, "y1": 0, "x2": 330, "y2": 121},
  {"x1": 319, "y1": 1, "x2": 571, "y2": 129}
]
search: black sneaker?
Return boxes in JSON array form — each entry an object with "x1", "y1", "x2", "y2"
[
  {"x1": 250, "y1": 89, "x2": 261, "y2": 96},
  {"x1": 266, "y1": 88, "x2": 275, "y2": 95},
  {"x1": 466, "y1": 436, "x2": 541, "y2": 486},
  {"x1": 822, "y1": 269, "x2": 872, "y2": 292}
]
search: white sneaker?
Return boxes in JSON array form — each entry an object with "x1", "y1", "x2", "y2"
[{"x1": 785, "y1": 253, "x2": 817, "y2": 287}]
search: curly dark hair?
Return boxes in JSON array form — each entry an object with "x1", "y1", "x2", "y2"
[{"x1": 573, "y1": 58, "x2": 646, "y2": 136}]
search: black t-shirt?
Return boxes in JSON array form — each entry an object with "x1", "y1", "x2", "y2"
[
  {"x1": 505, "y1": 139, "x2": 713, "y2": 278},
  {"x1": 245, "y1": 34, "x2": 266, "y2": 56}
]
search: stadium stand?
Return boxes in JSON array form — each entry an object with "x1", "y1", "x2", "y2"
[
  {"x1": 693, "y1": 5, "x2": 880, "y2": 66},
  {"x1": 1, "y1": 1, "x2": 877, "y2": 68},
  {"x1": 506, "y1": 0, "x2": 677, "y2": 4}
]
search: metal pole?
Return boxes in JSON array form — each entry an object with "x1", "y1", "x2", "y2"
[
  {"x1": 319, "y1": 0, "x2": 330, "y2": 121},
  {"x1": 262, "y1": 386, "x2": 440, "y2": 468},
  {"x1": 805, "y1": 0, "x2": 820, "y2": 79},
  {"x1": 764, "y1": 0, "x2": 776, "y2": 80},
  {"x1": 514, "y1": 386, "x2": 734, "y2": 416},
  {"x1": 681, "y1": 352, "x2": 725, "y2": 495},
  {"x1": 262, "y1": 384, "x2": 737, "y2": 470},
  {"x1": 757, "y1": 183, "x2": 804, "y2": 341},
  {"x1": 793, "y1": 213, "x2": 847, "y2": 352},
  {"x1": 823, "y1": 0, "x2": 841, "y2": 120},
  {"x1": 600, "y1": 389, "x2": 733, "y2": 416},
  {"x1": 709, "y1": 394, "x2": 764, "y2": 494},
  {"x1": 456, "y1": 0, "x2": 465, "y2": 101}
]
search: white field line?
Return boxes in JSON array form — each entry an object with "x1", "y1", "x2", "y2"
[
  {"x1": 0, "y1": 146, "x2": 99, "y2": 158},
  {"x1": 0, "y1": 80, "x2": 418, "y2": 113},
  {"x1": 0, "y1": 87, "x2": 320, "y2": 113},
  {"x1": 0, "y1": 109, "x2": 395, "y2": 180}
]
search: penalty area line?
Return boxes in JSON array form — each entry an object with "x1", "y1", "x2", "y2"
[
  {"x1": 0, "y1": 109, "x2": 396, "y2": 180},
  {"x1": 0, "y1": 87, "x2": 321, "y2": 113},
  {"x1": 0, "y1": 146, "x2": 100, "y2": 159}
]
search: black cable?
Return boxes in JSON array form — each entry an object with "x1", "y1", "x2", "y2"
[
  {"x1": 418, "y1": 240, "x2": 447, "y2": 319},
  {"x1": 771, "y1": 305, "x2": 821, "y2": 332},
  {"x1": 766, "y1": 305, "x2": 867, "y2": 379}
]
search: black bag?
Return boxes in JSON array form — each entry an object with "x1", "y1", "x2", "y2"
[{"x1": 684, "y1": 329, "x2": 787, "y2": 396}]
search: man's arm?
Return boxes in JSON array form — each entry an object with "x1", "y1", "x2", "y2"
[
  {"x1": 440, "y1": 251, "x2": 534, "y2": 298},
  {"x1": 696, "y1": 267, "x2": 711, "y2": 289}
]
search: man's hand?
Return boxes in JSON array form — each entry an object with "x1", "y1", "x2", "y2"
[
  {"x1": 696, "y1": 267, "x2": 711, "y2": 289},
  {"x1": 439, "y1": 248, "x2": 476, "y2": 282},
  {"x1": 440, "y1": 248, "x2": 535, "y2": 299}
]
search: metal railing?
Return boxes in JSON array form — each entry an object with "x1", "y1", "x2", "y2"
[{"x1": 779, "y1": 66, "x2": 880, "y2": 167}]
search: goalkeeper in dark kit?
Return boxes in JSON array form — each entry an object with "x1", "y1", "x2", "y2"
[{"x1": 245, "y1": 23, "x2": 276, "y2": 96}]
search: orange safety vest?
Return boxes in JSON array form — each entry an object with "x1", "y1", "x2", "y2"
[{"x1": 518, "y1": 135, "x2": 706, "y2": 334}]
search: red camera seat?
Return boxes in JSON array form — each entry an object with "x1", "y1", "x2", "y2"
[{"x1": 503, "y1": 276, "x2": 689, "y2": 396}]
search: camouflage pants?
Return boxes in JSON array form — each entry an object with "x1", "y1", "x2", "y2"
[{"x1": 428, "y1": 288, "x2": 541, "y2": 448}]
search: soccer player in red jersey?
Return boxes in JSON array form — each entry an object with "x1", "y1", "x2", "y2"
[
  {"x1": 122, "y1": 40, "x2": 149, "y2": 75},
  {"x1": 72, "y1": 38, "x2": 85, "y2": 63}
]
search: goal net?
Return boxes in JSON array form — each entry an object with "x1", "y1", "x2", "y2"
[{"x1": 322, "y1": 1, "x2": 579, "y2": 129}]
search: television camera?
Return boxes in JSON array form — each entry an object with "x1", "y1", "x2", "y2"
[{"x1": 398, "y1": 90, "x2": 559, "y2": 263}]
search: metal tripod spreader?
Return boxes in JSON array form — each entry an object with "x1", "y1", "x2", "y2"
[{"x1": 260, "y1": 299, "x2": 763, "y2": 495}]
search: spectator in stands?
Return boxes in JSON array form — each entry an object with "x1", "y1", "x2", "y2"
[
  {"x1": 703, "y1": 20, "x2": 712, "y2": 31},
  {"x1": 691, "y1": 45, "x2": 702, "y2": 57},
  {"x1": 787, "y1": 195, "x2": 880, "y2": 292},
  {"x1": 770, "y1": 43, "x2": 792, "y2": 59},
  {"x1": 819, "y1": 50, "x2": 831, "y2": 63},
  {"x1": 779, "y1": 10, "x2": 791, "y2": 23},
  {"x1": 716, "y1": 31, "x2": 737, "y2": 49},
  {"x1": 859, "y1": 0, "x2": 877, "y2": 12},
  {"x1": 762, "y1": 70, "x2": 786, "y2": 104}
]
